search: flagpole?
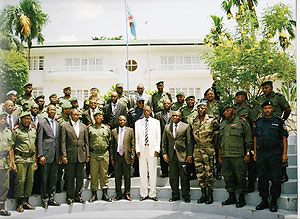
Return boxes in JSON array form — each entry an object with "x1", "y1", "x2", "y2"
[{"x1": 124, "y1": 0, "x2": 129, "y2": 96}]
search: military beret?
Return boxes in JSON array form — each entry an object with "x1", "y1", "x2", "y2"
[
  {"x1": 156, "y1": 81, "x2": 164, "y2": 86},
  {"x1": 34, "y1": 95, "x2": 45, "y2": 101},
  {"x1": 0, "y1": 112, "x2": 7, "y2": 117},
  {"x1": 261, "y1": 100, "x2": 273, "y2": 107},
  {"x1": 116, "y1": 83, "x2": 124, "y2": 88},
  {"x1": 176, "y1": 92, "x2": 185, "y2": 97},
  {"x1": 61, "y1": 102, "x2": 72, "y2": 109},
  {"x1": 185, "y1": 95, "x2": 195, "y2": 100},
  {"x1": 6, "y1": 90, "x2": 17, "y2": 96},
  {"x1": 23, "y1": 82, "x2": 32, "y2": 88},
  {"x1": 63, "y1": 86, "x2": 71, "y2": 90},
  {"x1": 235, "y1": 91, "x2": 248, "y2": 99},
  {"x1": 261, "y1": 81, "x2": 273, "y2": 86},
  {"x1": 90, "y1": 86, "x2": 98, "y2": 90},
  {"x1": 136, "y1": 96, "x2": 145, "y2": 102},
  {"x1": 19, "y1": 111, "x2": 31, "y2": 118},
  {"x1": 69, "y1": 97, "x2": 78, "y2": 103},
  {"x1": 93, "y1": 111, "x2": 103, "y2": 117},
  {"x1": 197, "y1": 102, "x2": 207, "y2": 108},
  {"x1": 49, "y1": 93, "x2": 57, "y2": 98},
  {"x1": 204, "y1": 88, "x2": 214, "y2": 97},
  {"x1": 223, "y1": 103, "x2": 235, "y2": 110}
]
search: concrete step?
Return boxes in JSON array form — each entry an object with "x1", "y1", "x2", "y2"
[
  {"x1": 288, "y1": 154, "x2": 296, "y2": 166},
  {"x1": 287, "y1": 135, "x2": 297, "y2": 154},
  {"x1": 6, "y1": 200, "x2": 297, "y2": 219},
  {"x1": 287, "y1": 165, "x2": 297, "y2": 179}
]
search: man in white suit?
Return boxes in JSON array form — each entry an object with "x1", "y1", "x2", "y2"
[{"x1": 135, "y1": 106, "x2": 160, "y2": 201}]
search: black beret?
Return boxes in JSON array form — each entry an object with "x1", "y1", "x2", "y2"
[
  {"x1": 261, "y1": 81, "x2": 273, "y2": 86},
  {"x1": 185, "y1": 95, "x2": 195, "y2": 100},
  {"x1": 156, "y1": 81, "x2": 164, "y2": 86},
  {"x1": 23, "y1": 82, "x2": 32, "y2": 88},
  {"x1": 261, "y1": 101, "x2": 273, "y2": 107}
]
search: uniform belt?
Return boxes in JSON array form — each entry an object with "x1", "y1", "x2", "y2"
[
  {"x1": 15, "y1": 151, "x2": 35, "y2": 158},
  {"x1": 90, "y1": 148, "x2": 108, "y2": 154},
  {"x1": 145, "y1": 144, "x2": 149, "y2": 146}
]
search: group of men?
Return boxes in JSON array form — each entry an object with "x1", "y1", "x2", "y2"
[{"x1": 0, "y1": 79, "x2": 291, "y2": 216}]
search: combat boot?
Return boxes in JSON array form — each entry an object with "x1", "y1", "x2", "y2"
[
  {"x1": 0, "y1": 203, "x2": 11, "y2": 216},
  {"x1": 256, "y1": 198, "x2": 269, "y2": 210},
  {"x1": 270, "y1": 197, "x2": 278, "y2": 212},
  {"x1": 205, "y1": 187, "x2": 213, "y2": 204},
  {"x1": 89, "y1": 190, "x2": 98, "y2": 202},
  {"x1": 16, "y1": 198, "x2": 24, "y2": 213},
  {"x1": 23, "y1": 197, "x2": 35, "y2": 210},
  {"x1": 222, "y1": 192, "x2": 236, "y2": 205},
  {"x1": 236, "y1": 194, "x2": 246, "y2": 208},
  {"x1": 102, "y1": 189, "x2": 112, "y2": 202},
  {"x1": 197, "y1": 188, "x2": 207, "y2": 203}
]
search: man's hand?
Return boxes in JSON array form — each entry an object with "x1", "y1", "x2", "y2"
[
  {"x1": 34, "y1": 162, "x2": 38, "y2": 170},
  {"x1": 253, "y1": 153, "x2": 257, "y2": 162},
  {"x1": 39, "y1": 156, "x2": 46, "y2": 165},
  {"x1": 130, "y1": 159, "x2": 134, "y2": 166},
  {"x1": 154, "y1": 151, "x2": 158, "y2": 157},
  {"x1": 218, "y1": 156, "x2": 222, "y2": 164},
  {"x1": 111, "y1": 159, "x2": 114, "y2": 166},
  {"x1": 243, "y1": 154, "x2": 250, "y2": 163},
  {"x1": 10, "y1": 162, "x2": 17, "y2": 173},
  {"x1": 137, "y1": 152, "x2": 140, "y2": 158},
  {"x1": 282, "y1": 153, "x2": 288, "y2": 163},
  {"x1": 62, "y1": 156, "x2": 68, "y2": 165},
  {"x1": 58, "y1": 158, "x2": 62, "y2": 165},
  {"x1": 186, "y1": 156, "x2": 192, "y2": 164},
  {"x1": 86, "y1": 156, "x2": 90, "y2": 163},
  {"x1": 163, "y1": 155, "x2": 168, "y2": 163}
]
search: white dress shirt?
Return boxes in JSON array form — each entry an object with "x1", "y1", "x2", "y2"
[
  {"x1": 71, "y1": 120, "x2": 80, "y2": 138},
  {"x1": 47, "y1": 118, "x2": 56, "y2": 136},
  {"x1": 173, "y1": 121, "x2": 181, "y2": 138},
  {"x1": 111, "y1": 102, "x2": 117, "y2": 115},
  {"x1": 118, "y1": 126, "x2": 125, "y2": 153},
  {"x1": 90, "y1": 108, "x2": 96, "y2": 124}
]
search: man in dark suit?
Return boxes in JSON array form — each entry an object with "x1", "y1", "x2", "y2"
[
  {"x1": 162, "y1": 111, "x2": 193, "y2": 203},
  {"x1": 111, "y1": 116, "x2": 135, "y2": 201},
  {"x1": 82, "y1": 98, "x2": 98, "y2": 126},
  {"x1": 103, "y1": 92, "x2": 128, "y2": 177},
  {"x1": 61, "y1": 109, "x2": 89, "y2": 205},
  {"x1": 155, "y1": 99, "x2": 173, "y2": 178},
  {"x1": 37, "y1": 105, "x2": 61, "y2": 208}
]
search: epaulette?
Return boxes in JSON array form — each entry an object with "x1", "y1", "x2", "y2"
[
  {"x1": 275, "y1": 92, "x2": 283, "y2": 96},
  {"x1": 240, "y1": 117, "x2": 247, "y2": 122},
  {"x1": 13, "y1": 125, "x2": 19, "y2": 130}
]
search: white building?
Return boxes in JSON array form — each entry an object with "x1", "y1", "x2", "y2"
[{"x1": 29, "y1": 39, "x2": 214, "y2": 106}]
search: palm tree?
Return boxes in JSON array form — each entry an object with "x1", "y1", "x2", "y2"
[{"x1": 221, "y1": 0, "x2": 258, "y2": 15}]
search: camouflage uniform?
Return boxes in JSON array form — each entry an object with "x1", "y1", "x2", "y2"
[
  {"x1": 151, "y1": 92, "x2": 172, "y2": 114},
  {"x1": 0, "y1": 127, "x2": 12, "y2": 206},
  {"x1": 171, "y1": 102, "x2": 185, "y2": 111},
  {"x1": 56, "y1": 114, "x2": 70, "y2": 125},
  {"x1": 16, "y1": 95, "x2": 35, "y2": 112},
  {"x1": 83, "y1": 96, "x2": 106, "y2": 111},
  {"x1": 206, "y1": 100, "x2": 222, "y2": 122},
  {"x1": 192, "y1": 114, "x2": 219, "y2": 189},
  {"x1": 58, "y1": 96, "x2": 71, "y2": 107},
  {"x1": 88, "y1": 124, "x2": 111, "y2": 191},
  {"x1": 180, "y1": 105, "x2": 198, "y2": 125}
]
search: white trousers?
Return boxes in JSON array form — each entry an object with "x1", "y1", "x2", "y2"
[{"x1": 139, "y1": 146, "x2": 157, "y2": 198}]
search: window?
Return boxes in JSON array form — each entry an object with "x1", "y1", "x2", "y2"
[
  {"x1": 161, "y1": 56, "x2": 201, "y2": 70},
  {"x1": 32, "y1": 87, "x2": 43, "y2": 97},
  {"x1": 169, "y1": 87, "x2": 201, "y2": 101},
  {"x1": 125, "y1": 60, "x2": 138, "y2": 72},
  {"x1": 65, "y1": 58, "x2": 103, "y2": 71},
  {"x1": 71, "y1": 89, "x2": 89, "y2": 107},
  {"x1": 30, "y1": 56, "x2": 44, "y2": 70}
]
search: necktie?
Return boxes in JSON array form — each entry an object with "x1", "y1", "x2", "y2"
[
  {"x1": 119, "y1": 128, "x2": 124, "y2": 156},
  {"x1": 113, "y1": 104, "x2": 117, "y2": 115},
  {"x1": 174, "y1": 123, "x2": 178, "y2": 138},
  {"x1": 145, "y1": 119, "x2": 149, "y2": 144},
  {"x1": 51, "y1": 120, "x2": 55, "y2": 136},
  {"x1": 7, "y1": 115, "x2": 12, "y2": 129}
]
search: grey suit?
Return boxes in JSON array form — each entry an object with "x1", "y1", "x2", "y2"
[
  {"x1": 162, "y1": 121, "x2": 193, "y2": 199},
  {"x1": 81, "y1": 110, "x2": 93, "y2": 126},
  {"x1": 61, "y1": 121, "x2": 89, "y2": 200},
  {"x1": 37, "y1": 118, "x2": 61, "y2": 202},
  {"x1": 103, "y1": 102, "x2": 128, "y2": 130}
]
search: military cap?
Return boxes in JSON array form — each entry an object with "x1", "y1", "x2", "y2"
[
  {"x1": 136, "y1": 96, "x2": 145, "y2": 102},
  {"x1": 90, "y1": 86, "x2": 98, "y2": 90},
  {"x1": 116, "y1": 83, "x2": 124, "y2": 88},
  {"x1": 63, "y1": 86, "x2": 71, "y2": 90},
  {"x1": 156, "y1": 81, "x2": 164, "y2": 86},
  {"x1": 261, "y1": 100, "x2": 273, "y2": 107},
  {"x1": 23, "y1": 82, "x2": 32, "y2": 88},
  {"x1": 0, "y1": 112, "x2": 7, "y2": 117},
  {"x1": 61, "y1": 102, "x2": 72, "y2": 109},
  {"x1": 69, "y1": 97, "x2": 78, "y2": 103},
  {"x1": 197, "y1": 102, "x2": 207, "y2": 108},
  {"x1": 6, "y1": 90, "x2": 17, "y2": 96},
  {"x1": 19, "y1": 111, "x2": 31, "y2": 118},
  {"x1": 185, "y1": 95, "x2": 195, "y2": 100},
  {"x1": 176, "y1": 92, "x2": 185, "y2": 97},
  {"x1": 49, "y1": 93, "x2": 57, "y2": 98},
  {"x1": 223, "y1": 103, "x2": 235, "y2": 110},
  {"x1": 235, "y1": 91, "x2": 248, "y2": 99},
  {"x1": 93, "y1": 111, "x2": 103, "y2": 117},
  {"x1": 261, "y1": 81, "x2": 273, "y2": 87},
  {"x1": 34, "y1": 95, "x2": 45, "y2": 101}
]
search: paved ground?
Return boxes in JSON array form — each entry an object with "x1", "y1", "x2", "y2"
[{"x1": 9, "y1": 210, "x2": 242, "y2": 219}]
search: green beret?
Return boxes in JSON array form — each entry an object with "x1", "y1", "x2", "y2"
[
  {"x1": 156, "y1": 81, "x2": 164, "y2": 86},
  {"x1": 93, "y1": 111, "x2": 103, "y2": 117},
  {"x1": 223, "y1": 103, "x2": 235, "y2": 110},
  {"x1": 116, "y1": 83, "x2": 124, "y2": 88},
  {"x1": 185, "y1": 95, "x2": 195, "y2": 100},
  {"x1": 49, "y1": 93, "x2": 57, "y2": 98},
  {"x1": 261, "y1": 100, "x2": 273, "y2": 107},
  {"x1": 19, "y1": 111, "x2": 31, "y2": 118},
  {"x1": 69, "y1": 97, "x2": 78, "y2": 103},
  {"x1": 235, "y1": 91, "x2": 248, "y2": 99},
  {"x1": 63, "y1": 86, "x2": 71, "y2": 90},
  {"x1": 261, "y1": 81, "x2": 273, "y2": 87},
  {"x1": 34, "y1": 95, "x2": 45, "y2": 101},
  {"x1": 0, "y1": 112, "x2": 7, "y2": 117},
  {"x1": 176, "y1": 92, "x2": 185, "y2": 97},
  {"x1": 23, "y1": 82, "x2": 32, "y2": 88},
  {"x1": 61, "y1": 102, "x2": 72, "y2": 109}
]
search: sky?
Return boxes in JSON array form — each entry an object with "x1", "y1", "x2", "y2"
[{"x1": 0, "y1": 0, "x2": 296, "y2": 43}]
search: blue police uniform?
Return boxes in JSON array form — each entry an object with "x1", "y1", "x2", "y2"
[{"x1": 254, "y1": 116, "x2": 288, "y2": 200}]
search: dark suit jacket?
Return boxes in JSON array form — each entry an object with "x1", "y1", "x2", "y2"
[
  {"x1": 155, "y1": 109, "x2": 173, "y2": 136},
  {"x1": 103, "y1": 102, "x2": 128, "y2": 129},
  {"x1": 162, "y1": 122, "x2": 193, "y2": 163},
  {"x1": 37, "y1": 118, "x2": 61, "y2": 163},
  {"x1": 61, "y1": 121, "x2": 89, "y2": 163},
  {"x1": 81, "y1": 110, "x2": 93, "y2": 126},
  {"x1": 111, "y1": 127, "x2": 135, "y2": 165},
  {"x1": 7, "y1": 114, "x2": 19, "y2": 129}
]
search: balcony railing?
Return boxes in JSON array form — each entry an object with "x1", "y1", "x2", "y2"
[
  {"x1": 152, "y1": 63, "x2": 208, "y2": 71},
  {"x1": 45, "y1": 65, "x2": 114, "y2": 73}
]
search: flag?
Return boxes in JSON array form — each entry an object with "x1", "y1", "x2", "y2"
[{"x1": 126, "y1": 3, "x2": 136, "y2": 38}]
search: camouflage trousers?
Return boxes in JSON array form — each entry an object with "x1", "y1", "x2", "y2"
[
  {"x1": 0, "y1": 169, "x2": 9, "y2": 203},
  {"x1": 194, "y1": 147, "x2": 215, "y2": 189}
]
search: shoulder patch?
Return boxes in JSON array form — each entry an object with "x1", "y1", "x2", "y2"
[
  {"x1": 240, "y1": 117, "x2": 247, "y2": 122},
  {"x1": 13, "y1": 125, "x2": 19, "y2": 130}
]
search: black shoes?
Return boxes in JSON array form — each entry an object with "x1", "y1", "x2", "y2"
[
  {"x1": 222, "y1": 192, "x2": 236, "y2": 205},
  {"x1": 206, "y1": 188, "x2": 213, "y2": 205},
  {"x1": 140, "y1": 196, "x2": 148, "y2": 201},
  {"x1": 169, "y1": 197, "x2": 180, "y2": 202},
  {"x1": 23, "y1": 199, "x2": 35, "y2": 210},
  {"x1": 102, "y1": 189, "x2": 112, "y2": 202},
  {"x1": 66, "y1": 198, "x2": 73, "y2": 206},
  {"x1": 42, "y1": 202, "x2": 48, "y2": 209},
  {"x1": 48, "y1": 199, "x2": 61, "y2": 206},
  {"x1": 149, "y1": 197, "x2": 158, "y2": 201},
  {"x1": 270, "y1": 198, "x2": 278, "y2": 212},
  {"x1": 0, "y1": 209, "x2": 11, "y2": 216},
  {"x1": 75, "y1": 196, "x2": 85, "y2": 203},
  {"x1": 256, "y1": 199, "x2": 269, "y2": 210},
  {"x1": 236, "y1": 194, "x2": 246, "y2": 208},
  {"x1": 197, "y1": 188, "x2": 207, "y2": 204},
  {"x1": 184, "y1": 198, "x2": 190, "y2": 203},
  {"x1": 89, "y1": 191, "x2": 98, "y2": 203},
  {"x1": 160, "y1": 173, "x2": 168, "y2": 178}
]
